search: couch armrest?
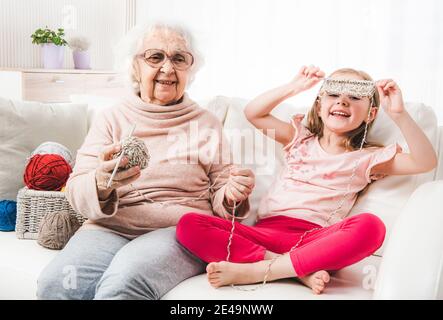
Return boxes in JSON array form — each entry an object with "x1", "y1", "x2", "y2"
[{"x1": 373, "y1": 180, "x2": 443, "y2": 299}]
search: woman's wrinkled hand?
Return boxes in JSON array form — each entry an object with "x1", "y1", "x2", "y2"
[
  {"x1": 95, "y1": 143, "x2": 141, "y2": 200},
  {"x1": 224, "y1": 167, "x2": 255, "y2": 205}
]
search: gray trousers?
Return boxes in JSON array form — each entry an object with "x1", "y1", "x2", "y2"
[{"x1": 36, "y1": 227, "x2": 206, "y2": 300}]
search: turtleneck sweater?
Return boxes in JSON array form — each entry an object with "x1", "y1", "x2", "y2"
[{"x1": 66, "y1": 93, "x2": 249, "y2": 239}]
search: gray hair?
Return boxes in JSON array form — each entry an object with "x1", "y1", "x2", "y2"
[{"x1": 113, "y1": 22, "x2": 204, "y2": 95}]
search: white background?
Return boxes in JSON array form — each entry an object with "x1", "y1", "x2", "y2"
[
  {"x1": 137, "y1": 0, "x2": 443, "y2": 123},
  {"x1": 1, "y1": 0, "x2": 442, "y2": 123}
]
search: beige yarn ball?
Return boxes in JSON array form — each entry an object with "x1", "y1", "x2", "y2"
[
  {"x1": 37, "y1": 211, "x2": 81, "y2": 250},
  {"x1": 112, "y1": 136, "x2": 150, "y2": 170}
]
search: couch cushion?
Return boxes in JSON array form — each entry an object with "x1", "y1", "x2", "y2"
[
  {"x1": 198, "y1": 96, "x2": 230, "y2": 124},
  {"x1": 162, "y1": 255, "x2": 380, "y2": 300},
  {"x1": 69, "y1": 94, "x2": 123, "y2": 130},
  {"x1": 437, "y1": 127, "x2": 443, "y2": 180},
  {"x1": 0, "y1": 229, "x2": 379, "y2": 300},
  {"x1": 0, "y1": 97, "x2": 88, "y2": 201},
  {"x1": 0, "y1": 232, "x2": 57, "y2": 299},
  {"x1": 220, "y1": 97, "x2": 438, "y2": 255}
]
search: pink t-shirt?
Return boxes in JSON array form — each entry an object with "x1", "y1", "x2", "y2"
[{"x1": 257, "y1": 114, "x2": 401, "y2": 227}]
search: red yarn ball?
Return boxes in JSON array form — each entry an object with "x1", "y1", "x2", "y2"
[{"x1": 24, "y1": 154, "x2": 72, "y2": 191}]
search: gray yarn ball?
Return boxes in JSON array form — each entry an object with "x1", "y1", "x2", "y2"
[
  {"x1": 37, "y1": 211, "x2": 81, "y2": 250},
  {"x1": 112, "y1": 136, "x2": 150, "y2": 170},
  {"x1": 31, "y1": 141, "x2": 75, "y2": 167}
]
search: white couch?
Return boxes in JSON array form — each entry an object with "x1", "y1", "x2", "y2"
[{"x1": 1, "y1": 95, "x2": 442, "y2": 300}]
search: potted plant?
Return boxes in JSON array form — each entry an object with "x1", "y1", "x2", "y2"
[
  {"x1": 31, "y1": 27, "x2": 68, "y2": 69},
  {"x1": 67, "y1": 35, "x2": 91, "y2": 69}
]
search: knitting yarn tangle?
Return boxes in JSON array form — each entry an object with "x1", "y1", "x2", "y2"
[
  {"x1": 113, "y1": 136, "x2": 150, "y2": 170},
  {"x1": 320, "y1": 78, "x2": 376, "y2": 98}
]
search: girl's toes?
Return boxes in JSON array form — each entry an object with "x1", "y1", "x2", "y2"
[
  {"x1": 322, "y1": 272, "x2": 330, "y2": 283},
  {"x1": 317, "y1": 285, "x2": 325, "y2": 293},
  {"x1": 315, "y1": 282, "x2": 326, "y2": 291},
  {"x1": 206, "y1": 262, "x2": 219, "y2": 274}
]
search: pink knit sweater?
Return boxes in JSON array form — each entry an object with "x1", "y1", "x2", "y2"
[{"x1": 66, "y1": 93, "x2": 249, "y2": 239}]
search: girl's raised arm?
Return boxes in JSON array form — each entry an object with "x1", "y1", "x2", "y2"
[
  {"x1": 370, "y1": 79, "x2": 438, "y2": 176},
  {"x1": 244, "y1": 65, "x2": 324, "y2": 145}
]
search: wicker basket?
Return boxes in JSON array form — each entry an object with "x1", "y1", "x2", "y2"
[{"x1": 16, "y1": 187, "x2": 85, "y2": 240}]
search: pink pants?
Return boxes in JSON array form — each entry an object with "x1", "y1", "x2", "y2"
[{"x1": 176, "y1": 212, "x2": 386, "y2": 277}]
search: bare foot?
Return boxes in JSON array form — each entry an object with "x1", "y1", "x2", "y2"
[
  {"x1": 298, "y1": 270, "x2": 330, "y2": 294},
  {"x1": 206, "y1": 261, "x2": 266, "y2": 288}
]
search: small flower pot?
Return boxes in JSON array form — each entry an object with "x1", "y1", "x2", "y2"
[
  {"x1": 73, "y1": 50, "x2": 91, "y2": 69},
  {"x1": 42, "y1": 43, "x2": 65, "y2": 69}
]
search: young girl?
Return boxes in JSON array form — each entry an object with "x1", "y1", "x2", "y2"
[{"x1": 176, "y1": 65, "x2": 438, "y2": 294}]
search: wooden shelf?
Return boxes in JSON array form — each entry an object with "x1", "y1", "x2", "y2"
[{"x1": 0, "y1": 68, "x2": 129, "y2": 103}]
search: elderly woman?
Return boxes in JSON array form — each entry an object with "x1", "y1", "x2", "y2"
[{"x1": 37, "y1": 23, "x2": 254, "y2": 300}]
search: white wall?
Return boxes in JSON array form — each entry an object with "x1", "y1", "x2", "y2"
[
  {"x1": 136, "y1": 0, "x2": 443, "y2": 124},
  {"x1": 1, "y1": 0, "x2": 442, "y2": 123},
  {"x1": 0, "y1": 0, "x2": 131, "y2": 70}
]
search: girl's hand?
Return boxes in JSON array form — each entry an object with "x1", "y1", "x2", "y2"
[
  {"x1": 224, "y1": 167, "x2": 255, "y2": 205},
  {"x1": 289, "y1": 65, "x2": 325, "y2": 95},
  {"x1": 376, "y1": 79, "x2": 405, "y2": 119}
]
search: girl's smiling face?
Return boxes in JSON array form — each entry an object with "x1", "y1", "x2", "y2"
[{"x1": 317, "y1": 73, "x2": 378, "y2": 135}]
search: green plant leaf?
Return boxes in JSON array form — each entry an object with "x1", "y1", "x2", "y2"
[{"x1": 31, "y1": 26, "x2": 68, "y2": 46}]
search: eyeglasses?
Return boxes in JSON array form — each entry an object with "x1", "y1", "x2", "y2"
[{"x1": 138, "y1": 49, "x2": 194, "y2": 71}]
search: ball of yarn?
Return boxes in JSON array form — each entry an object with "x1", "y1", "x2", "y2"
[
  {"x1": 31, "y1": 141, "x2": 75, "y2": 167},
  {"x1": 0, "y1": 200, "x2": 17, "y2": 232},
  {"x1": 24, "y1": 154, "x2": 72, "y2": 191},
  {"x1": 37, "y1": 211, "x2": 80, "y2": 250},
  {"x1": 112, "y1": 136, "x2": 150, "y2": 170}
]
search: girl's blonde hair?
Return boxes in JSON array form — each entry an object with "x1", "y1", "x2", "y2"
[{"x1": 306, "y1": 68, "x2": 383, "y2": 150}]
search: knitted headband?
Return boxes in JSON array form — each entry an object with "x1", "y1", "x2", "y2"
[{"x1": 320, "y1": 78, "x2": 376, "y2": 98}]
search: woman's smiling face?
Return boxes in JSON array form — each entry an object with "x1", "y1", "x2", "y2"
[
  {"x1": 134, "y1": 31, "x2": 191, "y2": 105},
  {"x1": 318, "y1": 73, "x2": 377, "y2": 134}
]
